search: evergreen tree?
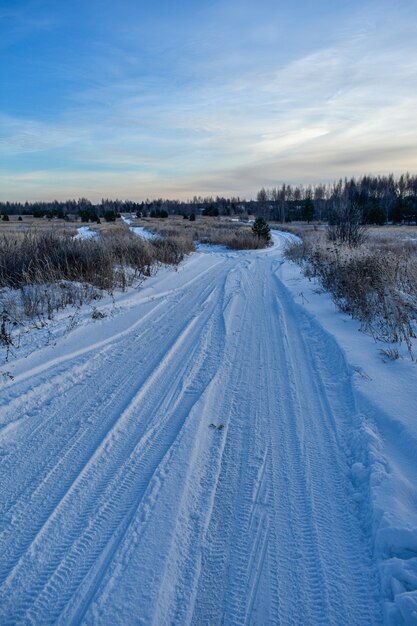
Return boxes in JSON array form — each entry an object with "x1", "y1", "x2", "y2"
[
  {"x1": 301, "y1": 197, "x2": 314, "y2": 223},
  {"x1": 252, "y1": 217, "x2": 271, "y2": 241}
]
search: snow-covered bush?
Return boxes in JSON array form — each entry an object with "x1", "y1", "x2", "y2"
[
  {"x1": 0, "y1": 229, "x2": 193, "y2": 343},
  {"x1": 285, "y1": 232, "x2": 417, "y2": 356}
]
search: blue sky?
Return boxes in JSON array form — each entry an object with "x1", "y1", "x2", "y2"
[{"x1": 1, "y1": 0, "x2": 417, "y2": 200}]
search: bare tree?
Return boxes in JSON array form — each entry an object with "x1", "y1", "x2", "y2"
[{"x1": 328, "y1": 200, "x2": 367, "y2": 246}]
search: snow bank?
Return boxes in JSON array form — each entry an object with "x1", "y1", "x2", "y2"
[
  {"x1": 130, "y1": 226, "x2": 160, "y2": 241},
  {"x1": 274, "y1": 231, "x2": 417, "y2": 624},
  {"x1": 74, "y1": 226, "x2": 99, "y2": 240}
]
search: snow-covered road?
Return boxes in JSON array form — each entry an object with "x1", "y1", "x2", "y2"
[{"x1": 0, "y1": 234, "x2": 390, "y2": 624}]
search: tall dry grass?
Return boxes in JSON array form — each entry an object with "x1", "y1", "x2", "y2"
[
  {"x1": 0, "y1": 229, "x2": 191, "y2": 290},
  {"x1": 139, "y1": 217, "x2": 270, "y2": 250},
  {"x1": 285, "y1": 227, "x2": 417, "y2": 357},
  {"x1": 1, "y1": 216, "x2": 267, "y2": 351},
  {"x1": 0, "y1": 228, "x2": 192, "y2": 350}
]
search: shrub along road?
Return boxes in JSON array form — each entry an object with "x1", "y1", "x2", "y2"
[{"x1": 0, "y1": 233, "x2": 402, "y2": 624}]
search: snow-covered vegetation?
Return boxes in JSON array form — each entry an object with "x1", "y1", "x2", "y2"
[
  {"x1": 141, "y1": 216, "x2": 270, "y2": 249},
  {"x1": 0, "y1": 227, "x2": 192, "y2": 351},
  {"x1": 285, "y1": 225, "x2": 417, "y2": 357}
]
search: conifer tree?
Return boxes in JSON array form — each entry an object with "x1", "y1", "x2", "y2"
[{"x1": 252, "y1": 217, "x2": 271, "y2": 241}]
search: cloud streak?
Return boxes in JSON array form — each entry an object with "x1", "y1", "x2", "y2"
[{"x1": 1, "y1": 0, "x2": 417, "y2": 200}]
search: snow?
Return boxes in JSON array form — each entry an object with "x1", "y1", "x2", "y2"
[
  {"x1": 195, "y1": 242, "x2": 231, "y2": 253},
  {"x1": 276, "y1": 231, "x2": 417, "y2": 625},
  {"x1": 122, "y1": 215, "x2": 160, "y2": 240},
  {"x1": 130, "y1": 225, "x2": 160, "y2": 241},
  {"x1": 74, "y1": 226, "x2": 99, "y2": 240},
  {"x1": 0, "y1": 231, "x2": 416, "y2": 624}
]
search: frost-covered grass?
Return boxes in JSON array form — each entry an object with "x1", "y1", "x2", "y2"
[
  {"x1": 0, "y1": 228, "x2": 192, "y2": 349},
  {"x1": 284, "y1": 225, "x2": 417, "y2": 356},
  {"x1": 0, "y1": 214, "x2": 266, "y2": 350}
]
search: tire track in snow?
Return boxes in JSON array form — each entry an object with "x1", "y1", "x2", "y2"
[
  {"x1": 77, "y1": 260, "x2": 254, "y2": 626},
  {"x1": 0, "y1": 266, "x2": 226, "y2": 624},
  {"x1": 268, "y1": 274, "x2": 380, "y2": 624},
  {"x1": 191, "y1": 258, "x2": 382, "y2": 625},
  {"x1": 190, "y1": 262, "x2": 282, "y2": 624},
  {"x1": 0, "y1": 265, "x2": 221, "y2": 524}
]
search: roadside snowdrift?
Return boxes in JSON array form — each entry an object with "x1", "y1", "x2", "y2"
[{"x1": 277, "y1": 232, "x2": 417, "y2": 624}]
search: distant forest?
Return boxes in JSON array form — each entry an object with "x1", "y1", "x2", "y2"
[{"x1": 1, "y1": 173, "x2": 417, "y2": 224}]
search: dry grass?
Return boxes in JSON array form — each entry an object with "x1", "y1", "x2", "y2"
[
  {"x1": 0, "y1": 215, "x2": 267, "y2": 350},
  {"x1": 0, "y1": 225, "x2": 192, "y2": 349},
  {"x1": 285, "y1": 225, "x2": 417, "y2": 356},
  {"x1": 0, "y1": 222, "x2": 191, "y2": 289},
  {"x1": 0, "y1": 215, "x2": 133, "y2": 237},
  {"x1": 0, "y1": 217, "x2": 78, "y2": 238},
  {"x1": 138, "y1": 216, "x2": 270, "y2": 250}
]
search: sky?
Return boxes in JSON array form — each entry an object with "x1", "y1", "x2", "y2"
[{"x1": 1, "y1": 0, "x2": 417, "y2": 201}]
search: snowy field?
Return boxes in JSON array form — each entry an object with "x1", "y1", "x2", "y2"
[{"x1": 0, "y1": 232, "x2": 416, "y2": 624}]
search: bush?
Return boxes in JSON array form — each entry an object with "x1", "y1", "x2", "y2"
[
  {"x1": 328, "y1": 202, "x2": 367, "y2": 246},
  {"x1": 80, "y1": 209, "x2": 99, "y2": 223},
  {"x1": 0, "y1": 229, "x2": 192, "y2": 336},
  {"x1": 103, "y1": 210, "x2": 117, "y2": 222},
  {"x1": 285, "y1": 233, "x2": 417, "y2": 356},
  {"x1": 202, "y1": 206, "x2": 219, "y2": 217},
  {"x1": 150, "y1": 209, "x2": 168, "y2": 218}
]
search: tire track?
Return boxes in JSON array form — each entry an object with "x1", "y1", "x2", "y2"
[
  {"x1": 265, "y1": 270, "x2": 381, "y2": 624},
  {"x1": 0, "y1": 267, "x2": 226, "y2": 623},
  {"x1": 191, "y1": 258, "x2": 382, "y2": 625},
  {"x1": 191, "y1": 261, "x2": 274, "y2": 625},
  {"x1": 0, "y1": 267, "x2": 220, "y2": 522}
]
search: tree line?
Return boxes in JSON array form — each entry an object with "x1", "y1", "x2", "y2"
[
  {"x1": 0, "y1": 196, "x2": 248, "y2": 220},
  {"x1": 1, "y1": 173, "x2": 416, "y2": 224},
  {"x1": 256, "y1": 173, "x2": 417, "y2": 224}
]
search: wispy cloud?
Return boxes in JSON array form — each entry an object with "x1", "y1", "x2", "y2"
[{"x1": 1, "y1": 0, "x2": 417, "y2": 200}]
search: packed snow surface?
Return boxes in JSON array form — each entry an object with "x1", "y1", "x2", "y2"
[{"x1": 0, "y1": 233, "x2": 416, "y2": 624}]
